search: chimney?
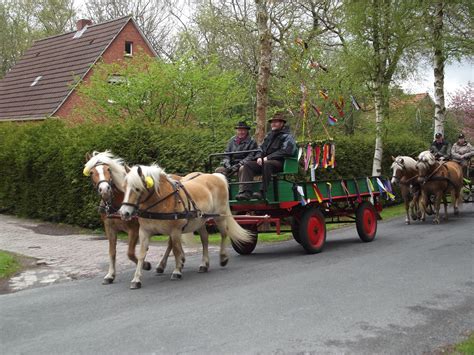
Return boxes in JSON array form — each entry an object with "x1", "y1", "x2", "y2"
[{"x1": 76, "y1": 19, "x2": 92, "y2": 31}]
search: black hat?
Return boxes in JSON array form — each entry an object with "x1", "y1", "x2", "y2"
[
  {"x1": 435, "y1": 132, "x2": 443, "y2": 138},
  {"x1": 235, "y1": 121, "x2": 251, "y2": 130},
  {"x1": 268, "y1": 111, "x2": 287, "y2": 123},
  {"x1": 458, "y1": 133, "x2": 465, "y2": 139}
]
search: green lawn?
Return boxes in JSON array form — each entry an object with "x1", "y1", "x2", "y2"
[
  {"x1": 113, "y1": 203, "x2": 406, "y2": 245},
  {"x1": 455, "y1": 332, "x2": 474, "y2": 354},
  {"x1": 0, "y1": 250, "x2": 21, "y2": 279}
]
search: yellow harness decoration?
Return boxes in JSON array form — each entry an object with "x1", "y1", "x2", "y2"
[
  {"x1": 83, "y1": 167, "x2": 90, "y2": 176},
  {"x1": 145, "y1": 176, "x2": 154, "y2": 189}
]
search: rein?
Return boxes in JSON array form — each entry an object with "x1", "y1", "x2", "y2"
[{"x1": 419, "y1": 161, "x2": 457, "y2": 189}]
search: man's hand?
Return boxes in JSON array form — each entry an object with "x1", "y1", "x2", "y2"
[
  {"x1": 223, "y1": 161, "x2": 231, "y2": 169},
  {"x1": 230, "y1": 164, "x2": 240, "y2": 173},
  {"x1": 256, "y1": 158, "x2": 263, "y2": 166}
]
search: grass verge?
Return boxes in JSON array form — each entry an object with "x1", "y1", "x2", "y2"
[
  {"x1": 0, "y1": 250, "x2": 21, "y2": 279},
  {"x1": 455, "y1": 332, "x2": 474, "y2": 354}
]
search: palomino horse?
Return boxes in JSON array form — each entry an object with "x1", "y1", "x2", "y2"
[
  {"x1": 84, "y1": 151, "x2": 151, "y2": 284},
  {"x1": 119, "y1": 164, "x2": 252, "y2": 289},
  {"x1": 416, "y1": 151, "x2": 463, "y2": 224},
  {"x1": 390, "y1": 155, "x2": 421, "y2": 224}
]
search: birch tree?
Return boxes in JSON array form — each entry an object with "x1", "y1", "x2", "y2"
[{"x1": 343, "y1": 0, "x2": 420, "y2": 176}]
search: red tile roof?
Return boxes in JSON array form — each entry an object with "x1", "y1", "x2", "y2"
[{"x1": 0, "y1": 16, "x2": 132, "y2": 121}]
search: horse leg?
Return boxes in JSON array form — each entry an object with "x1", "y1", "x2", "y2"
[
  {"x1": 197, "y1": 226, "x2": 210, "y2": 273},
  {"x1": 433, "y1": 193, "x2": 442, "y2": 224},
  {"x1": 453, "y1": 189, "x2": 460, "y2": 216},
  {"x1": 156, "y1": 237, "x2": 172, "y2": 274},
  {"x1": 404, "y1": 194, "x2": 411, "y2": 225},
  {"x1": 130, "y1": 229, "x2": 150, "y2": 289},
  {"x1": 170, "y1": 232, "x2": 185, "y2": 280},
  {"x1": 214, "y1": 217, "x2": 229, "y2": 267},
  {"x1": 442, "y1": 194, "x2": 449, "y2": 221},
  {"x1": 420, "y1": 191, "x2": 427, "y2": 222},
  {"x1": 103, "y1": 223, "x2": 116, "y2": 285},
  {"x1": 128, "y1": 224, "x2": 151, "y2": 271}
]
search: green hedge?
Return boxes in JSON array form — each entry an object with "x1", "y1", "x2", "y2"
[{"x1": 0, "y1": 119, "x2": 428, "y2": 228}]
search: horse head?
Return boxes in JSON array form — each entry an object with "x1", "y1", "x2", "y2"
[
  {"x1": 390, "y1": 155, "x2": 418, "y2": 185},
  {"x1": 84, "y1": 150, "x2": 126, "y2": 202},
  {"x1": 119, "y1": 164, "x2": 164, "y2": 221},
  {"x1": 416, "y1": 151, "x2": 436, "y2": 183}
]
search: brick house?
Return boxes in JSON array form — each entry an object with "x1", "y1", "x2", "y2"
[{"x1": 0, "y1": 16, "x2": 156, "y2": 122}]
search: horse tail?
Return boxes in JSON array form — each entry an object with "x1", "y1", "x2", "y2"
[{"x1": 224, "y1": 210, "x2": 254, "y2": 245}]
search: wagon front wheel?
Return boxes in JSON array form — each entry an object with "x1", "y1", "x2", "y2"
[
  {"x1": 291, "y1": 217, "x2": 301, "y2": 244},
  {"x1": 231, "y1": 225, "x2": 258, "y2": 255},
  {"x1": 299, "y1": 208, "x2": 326, "y2": 254},
  {"x1": 356, "y1": 201, "x2": 377, "y2": 242}
]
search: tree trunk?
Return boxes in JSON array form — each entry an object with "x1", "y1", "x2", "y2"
[
  {"x1": 433, "y1": 1, "x2": 445, "y2": 137},
  {"x1": 372, "y1": 81, "x2": 387, "y2": 176},
  {"x1": 255, "y1": 0, "x2": 272, "y2": 144}
]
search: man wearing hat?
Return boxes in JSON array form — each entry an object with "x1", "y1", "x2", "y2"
[
  {"x1": 215, "y1": 121, "x2": 258, "y2": 177},
  {"x1": 429, "y1": 132, "x2": 451, "y2": 160},
  {"x1": 235, "y1": 111, "x2": 296, "y2": 200},
  {"x1": 451, "y1": 133, "x2": 473, "y2": 175}
]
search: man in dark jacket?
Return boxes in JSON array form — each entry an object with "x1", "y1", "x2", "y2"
[
  {"x1": 430, "y1": 132, "x2": 450, "y2": 160},
  {"x1": 215, "y1": 121, "x2": 258, "y2": 177},
  {"x1": 235, "y1": 111, "x2": 297, "y2": 200}
]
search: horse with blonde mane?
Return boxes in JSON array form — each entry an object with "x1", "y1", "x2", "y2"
[
  {"x1": 390, "y1": 155, "x2": 421, "y2": 224},
  {"x1": 83, "y1": 151, "x2": 151, "y2": 284},
  {"x1": 416, "y1": 151, "x2": 463, "y2": 224},
  {"x1": 119, "y1": 164, "x2": 253, "y2": 289}
]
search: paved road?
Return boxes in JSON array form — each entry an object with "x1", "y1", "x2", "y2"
[{"x1": 0, "y1": 205, "x2": 473, "y2": 354}]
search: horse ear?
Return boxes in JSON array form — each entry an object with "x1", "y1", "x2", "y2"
[
  {"x1": 391, "y1": 156, "x2": 396, "y2": 161},
  {"x1": 137, "y1": 166, "x2": 143, "y2": 177},
  {"x1": 400, "y1": 158, "x2": 404, "y2": 164},
  {"x1": 85, "y1": 152, "x2": 92, "y2": 161},
  {"x1": 125, "y1": 164, "x2": 131, "y2": 173}
]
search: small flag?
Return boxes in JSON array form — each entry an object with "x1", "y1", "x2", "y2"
[
  {"x1": 377, "y1": 178, "x2": 395, "y2": 200},
  {"x1": 319, "y1": 90, "x2": 329, "y2": 100},
  {"x1": 296, "y1": 186, "x2": 307, "y2": 206},
  {"x1": 314, "y1": 145, "x2": 321, "y2": 170},
  {"x1": 297, "y1": 147, "x2": 303, "y2": 161},
  {"x1": 327, "y1": 115, "x2": 337, "y2": 126},
  {"x1": 304, "y1": 144, "x2": 312, "y2": 171},
  {"x1": 366, "y1": 177, "x2": 374, "y2": 204},
  {"x1": 326, "y1": 182, "x2": 333, "y2": 204},
  {"x1": 350, "y1": 95, "x2": 361, "y2": 111}
]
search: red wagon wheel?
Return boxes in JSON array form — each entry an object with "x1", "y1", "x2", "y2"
[
  {"x1": 231, "y1": 225, "x2": 258, "y2": 255},
  {"x1": 355, "y1": 201, "x2": 377, "y2": 242},
  {"x1": 298, "y1": 208, "x2": 326, "y2": 254}
]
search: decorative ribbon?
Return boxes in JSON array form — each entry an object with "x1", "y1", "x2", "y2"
[
  {"x1": 326, "y1": 182, "x2": 333, "y2": 204},
  {"x1": 322, "y1": 144, "x2": 328, "y2": 169},
  {"x1": 297, "y1": 147, "x2": 303, "y2": 161},
  {"x1": 311, "y1": 103, "x2": 321, "y2": 117},
  {"x1": 340, "y1": 180, "x2": 350, "y2": 203},
  {"x1": 329, "y1": 142, "x2": 336, "y2": 168},
  {"x1": 312, "y1": 183, "x2": 324, "y2": 203},
  {"x1": 319, "y1": 90, "x2": 329, "y2": 100},
  {"x1": 304, "y1": 143, "x2": 313, "y2": 171},
  {"x1": 377, "y1": 178, "x2": 395, "y2": 200},
  {"x1": 296, "y1": 186, "x2": 308, "y2": 206},
  {"x1": 314, "y1": 145, "x2": 321, "y2": 170},
  {"x1": 350, "y1": 95, "x2": 361, "y2": 111},
  {"x1": 327, "y1": 114, "x2": 337, "y2": 126}
]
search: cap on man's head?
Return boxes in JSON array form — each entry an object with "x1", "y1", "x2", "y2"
[
  {"x1": 435, "y1": 132, "x2": 443, "y2": 138},
  {"x1": 458, "y1": 133, "x2": 465, "y2": 139},
  {"x1": 268, "y1": 111, "x2": 287, "y2": 123},
  {"x1": 235, "y1": 121, "x2": 251, "y2": 130}
]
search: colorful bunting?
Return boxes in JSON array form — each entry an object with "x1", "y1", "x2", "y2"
[
  {"x1": 327, "y1": 115, "x2": 337, "y2": 126},
  {"x1": 312, "y1": 184, "x2": 324, "y2": 203},
  {"x1": 319, "y1": 90, "x2": 329, "y2": 100},
  {"x1": 350, "y1": 95, "x2": 361, "y2": 111}
]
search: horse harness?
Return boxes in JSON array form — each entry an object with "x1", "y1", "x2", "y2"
[
  {"x1": 419, "y1": 161, "x2": 457, "y2": 190},
  {"x1": 123, "y1": 173, "x2": 221, "y2": 223},
  {"x1": 89, "y1": 163, "x2": 124, "y2": 219}
]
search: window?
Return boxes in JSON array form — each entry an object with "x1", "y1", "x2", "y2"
[
  {"x1": 30, "y1": 76, "x2": 42, "y2": 86},
  {"x1": 73, "y1": 25, "x2": 88, "y2": 39},
  {"x1": 125, "y1": 41, "x2": 133, "y2": 56}
]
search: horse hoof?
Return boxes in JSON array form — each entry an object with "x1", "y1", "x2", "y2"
[
  {"x1": 142, "y1": 261, "x2": 152, "y2": 271},
  {"x1": 220, "y1": 258, "x2": 229, "y2": 267},
  {"x1": 102, "y1": 278, "x2": 114, "y2": 285},
  {"x1": 433, "y1": 220, "x2": 440, "y2": 225},
  {"x1": 454, "y1": 209, "x2": 459, "y2": 216},
  {"x1": 130, "y1": 282, "x2": 141, "y2": 289},
  {"x1": 198, "y1": 266, "x2": 208, "y2": 273},
  {"x1": 156, "y1": 266, "x2": 165, "y2": 274},
  {"x1": 405, "y1": 221, "x2": 410, "y2": 225},
  {"x1": 170, "y1": 273, "x2": 182, "y2": 280}
]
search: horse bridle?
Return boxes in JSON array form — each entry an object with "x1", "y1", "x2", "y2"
[{"x1": 391, "y1": 161, "x2": 405, "y2": 183}]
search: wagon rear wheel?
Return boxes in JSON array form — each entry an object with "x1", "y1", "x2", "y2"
[
  {"x1": 231, "y1": 225, "x2": 258, "y2": 255},
  {"x1": 298, "y1": 208, "x2": 326, "y2": 254},
  {"x1": 356, "y1": 201, "x2": 377, "y2": 242}
]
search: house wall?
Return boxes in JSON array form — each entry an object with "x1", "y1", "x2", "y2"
[{"x1": 54, "y1": 21, "x2": 155, "y2": 121}]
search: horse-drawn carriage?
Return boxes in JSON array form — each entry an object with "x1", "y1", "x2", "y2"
[
  {"x1": 462, "y1": 158, "x2": 474, "y2": 203},
  {"x1": 208, "y1": 151, "x2": 392, "y2": 255}
]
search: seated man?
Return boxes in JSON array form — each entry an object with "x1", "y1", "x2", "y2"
[
  {"x1": 429, "y1": 132, "x2": 451, "y2": 160},
  {"x1": 451, "y1": 133, "x2": 473, "y2": 176},
  {"x1": 215, "y1": 121, "x2": 257, "y2": 177},
  {"x1": 235, "y1": 111, "x2": 296, "y2": 200}
]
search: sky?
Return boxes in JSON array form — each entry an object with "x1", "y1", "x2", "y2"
[{"x1": 400, "y1": 59, "x2": 473, "y2": 106}]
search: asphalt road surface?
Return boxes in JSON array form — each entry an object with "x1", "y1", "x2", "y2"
[{"x1": 1, "y1": 204, "x2": 473, "y2": 354}]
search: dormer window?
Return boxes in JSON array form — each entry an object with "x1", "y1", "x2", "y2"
[
  {"x1": 30, "y1": 76, "x2": 42, "y2": 86},
  {"x1": 73, "y1": 25, "x2": 88, "y2": 39},
  {"x1": 125, "y1": 41, "x2": 133, "y2": 56}
]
